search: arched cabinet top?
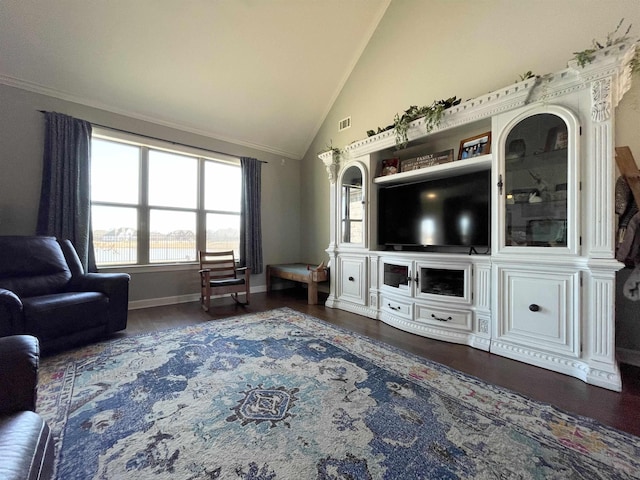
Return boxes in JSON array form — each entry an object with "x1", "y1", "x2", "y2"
[
  {"x1": 495, "y1": 105, "x2": 580, "y2": 153},
  {"x1": 338, "y1": 161, "x2": 368, "y2": 187},
  {"x1": 337, "y1": 161, "x2": 368, "y2": 247}
]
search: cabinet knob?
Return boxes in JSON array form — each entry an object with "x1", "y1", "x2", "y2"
[
  {"x1": 348, "y1": 276, "x2": 355, "y2": 282},
  {"x1": 529, "y1": 304, "x2": 540, "y2": 312}
]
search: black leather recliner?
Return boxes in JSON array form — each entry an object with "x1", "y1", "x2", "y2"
[
  {"x1": 0, "y1": 335, "x2": 55, "y2": 480},
  {"x1": 0, "y1": 236, "x2": 130, "y2": 353}
]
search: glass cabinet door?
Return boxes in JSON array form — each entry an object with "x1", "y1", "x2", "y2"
[
  {"x1": 340, "y1": 165, "x2": 364, "y2": 244},
  {"x1": 503, "y1": 113, "x2": 568, "y2": 248},
  {"x1": 383, "y1": 262, "x2": 410, "y2": 290},
  {"x1": 420, "y1": 267, "x2": 465, "y2": 298}
]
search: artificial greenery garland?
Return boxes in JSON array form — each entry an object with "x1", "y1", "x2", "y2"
[
  {"x1": 333, "y1": 20, "x2": 637, "y2": 155},
  {"x1": 573, "y1": 18, "x2": 638, "y2": 71},
  {"x1": 366, "y1": 97, "x2": 461, "y2": 150}
]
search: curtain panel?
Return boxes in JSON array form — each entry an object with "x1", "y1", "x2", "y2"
[
  {"x1": 36, "y1": 111, "x2": 96, "y2": 272},
  {"x1": 240, "y1": 157, "x2": 263, "y2": 274}
]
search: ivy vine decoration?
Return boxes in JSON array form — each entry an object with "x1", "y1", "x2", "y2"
[
  {"x1": 319, "y1": 140, "x2": 342, "y2": 156},
  {"x1": 366, "y1": 125, "x2": 394, "y2": 138},
  {"x1": 392, "y1": 97, "x2": 461, "y2": 149},
  {"x1": 573, "y1": 18, "x2": 636, "y2": 69},
  {"x1": 517, "y1": 71, "x2": 536, "y2": 82}
]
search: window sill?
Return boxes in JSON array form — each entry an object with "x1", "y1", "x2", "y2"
[{"x1": 97, "y1": 263, "x2": 199, "y2": 274}]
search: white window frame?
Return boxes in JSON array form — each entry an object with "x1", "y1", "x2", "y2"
[{"x1": 91, "y1": 128, "x2": 242, "y2": 268}]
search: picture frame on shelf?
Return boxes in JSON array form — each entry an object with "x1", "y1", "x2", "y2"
[
  {"x1": 544, "y1": 125, "x2": 568, "y2": 152},
  {"x1": 380, "y1": 158, "x2": 399, "y2": 176},
  {"x1": 401, "y1": 149, "x2": 454, "y2": 172},
  {"x1": 458, "y1": 132, "x2": 491, "y2": 160}
]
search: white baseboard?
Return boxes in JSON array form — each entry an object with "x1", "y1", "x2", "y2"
[
  {"x1": 128, "y1": 285, "x2": 267, "y2": 310},
  {"x1": 617, "y1": 347, "x2": 640, "y2": 368}
]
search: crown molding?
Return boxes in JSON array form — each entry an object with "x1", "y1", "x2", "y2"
[{"x1": 0, "y1": 74, "x2": 301, "y2": 160}]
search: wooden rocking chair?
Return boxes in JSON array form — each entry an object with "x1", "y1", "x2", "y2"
[{"x1": 199, "y1": 250, "x2": 250, "y2": 310}]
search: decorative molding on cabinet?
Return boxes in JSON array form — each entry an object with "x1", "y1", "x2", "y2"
[
  {"x1": 380, "y1": 311, "x2": 490, "y2": 351},
  {"x1": 477, "y1": 316, "x2": 490, "y2": 336},
  {"x1": 591, "y1": 78, "x2": 612, "y2": 122},
  {"x1": 585, "y1": 363, "x2": 622, "y2": 391},
  {"x1": 332, "y1": 300, "x2": 377, "y2": 319},
  {"x1": 319, "y1": 150, "x2": 341, "y2": 183},
  {"x1": 490, "y1": 339, "x2": 594, "y2": 379}
]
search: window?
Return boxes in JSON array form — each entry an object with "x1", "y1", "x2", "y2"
[{"x1": 90, "y1": 132, "x2": 241, "y2": 267}]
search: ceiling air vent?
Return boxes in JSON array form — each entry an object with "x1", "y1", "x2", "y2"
[{"x1": 338, "y1": 117, "x2": 351, "y2": 132}]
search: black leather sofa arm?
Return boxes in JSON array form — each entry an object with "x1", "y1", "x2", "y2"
[
  {"x1": 68, "y1": 273, "x2": 130, "y2": 332},
  {"x1": 0, "y1": 335, "x2": 39, "y2": 414},
  {"x1": 69, "y1": 272, "x2": 130, "y2": 297},
  {"x1": 0, "y1": 289, "x2": 25, "y2": 338}
]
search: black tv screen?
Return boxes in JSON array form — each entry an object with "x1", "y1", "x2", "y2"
[{"x1": 378, "y1": 170, "x2": 490, "y2": 249}]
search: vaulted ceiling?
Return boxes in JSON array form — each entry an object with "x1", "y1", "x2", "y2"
[{"x1": 0, "y1": 0, "x2": 390, "y2": 159}]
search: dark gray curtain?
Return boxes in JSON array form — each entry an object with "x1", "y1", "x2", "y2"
[
  {"x1": 36, "y1": 111, "x2": 96, "y2": 272},
  {"x1": 240, "y1": 157, "x2": 263, "y2": 274}
]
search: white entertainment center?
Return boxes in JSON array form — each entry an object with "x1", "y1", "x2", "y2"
[{"x1": 319, "y1": 41, "x2": 637, "y2": 391}]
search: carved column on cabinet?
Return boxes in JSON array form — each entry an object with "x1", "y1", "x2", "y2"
[
  {"x1": 474, "y1": 263, "x2": 492, "y2": 340},
  {"x1": 319, "y1": 150, "x2": 341, "y2": 306},
  {"x1": 582, "y1": 77, "x2": 619, "y2": 389},
  {"x1": 578, "y1": 48, "x2": 635, "y2": 391},
  {"x1": 585, "y1": 264, "x2": 621, "y2": 391},
  {"x1": 588, "y1": 77, "x2": 616, "y2": 257},
  {"x1": 581, "y1": 41, "x2": 636, "y2": 258},
  {"x1": 369, "y1": 256, "x2": 379, "y2": 312}
]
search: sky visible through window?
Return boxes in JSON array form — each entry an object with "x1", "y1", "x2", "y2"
[
  {"x1": 91, "y1": 137, "x2": 241, "y2": 265},
  {"x1": 91, "y1": 138, "x2": 240, "y2": 233}
]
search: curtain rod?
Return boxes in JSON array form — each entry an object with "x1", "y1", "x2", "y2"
[{"x1": 38, "y1": 110, "x2": 268, "y2": 163}]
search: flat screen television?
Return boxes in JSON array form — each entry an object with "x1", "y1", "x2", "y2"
[{"x1": 378, "y1": 170, "x2": 490, "y2": 251}]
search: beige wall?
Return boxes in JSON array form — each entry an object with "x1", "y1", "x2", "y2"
[
  {"x1": 0, "y1": 83, "x2": 301, "y2": 303},
  {"x1": 300, "y1": 0, "x2": 640, "y2": 352}
]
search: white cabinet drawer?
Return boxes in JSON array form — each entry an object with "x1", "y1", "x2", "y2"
[
  {"x1": 338, "y1": 255, "x2": 367, "y2": 305},
  {"x1": 497, "y1": 267, "x2": 579, "y2": 357},
  {"x1": 415, "y1": 304, "x2": 473, "y2": 332},
  {"x1": 380, "y1": 294, "x2": 413, "y2": 320}
]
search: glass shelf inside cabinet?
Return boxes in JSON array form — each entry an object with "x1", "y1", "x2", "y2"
[{"x1": 504, "y1": 114, "x2": 568, "y2": 247}]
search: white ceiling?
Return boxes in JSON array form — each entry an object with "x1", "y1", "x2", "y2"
[{"x1": 0, "y1": 0, "x2": 390, "y2": 159}]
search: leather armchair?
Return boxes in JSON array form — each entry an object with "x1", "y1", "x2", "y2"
[
  {"x1": 0, "y1": 236, "x2": 130, "y2": 353},
  {"x1": 0, "y1": 335, "x2": 54, "y2": 480}
]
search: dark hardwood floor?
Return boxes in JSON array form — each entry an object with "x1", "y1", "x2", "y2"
[{"x1": 122, "y1": 288, "x2": 640, "y2": 438}]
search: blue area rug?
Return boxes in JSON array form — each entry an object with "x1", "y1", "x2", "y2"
[{"x1": 38, "y1": 308, "x2": 640, "y2": 479}]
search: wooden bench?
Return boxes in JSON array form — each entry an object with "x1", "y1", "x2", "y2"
[{"x1": 266, "y1": 263, "x2": 328, "y2": 304}]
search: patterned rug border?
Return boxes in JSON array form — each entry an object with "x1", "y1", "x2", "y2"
[{"x1": 39, "y1": 307, "x2": 640, "y2": 478}]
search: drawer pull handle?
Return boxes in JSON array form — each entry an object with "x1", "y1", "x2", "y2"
[
  {"x1": 431, "y1": 314, "x2": 452, "y2": 322},
  {"x1": 348, "y1": 276, "x2": 355, "y2": 282},
  {"x1": 529, "y1": 304, "x2": 540, "y2": 312},
  {"x1": 388, "y1": 303, "x2": 400, "y2": 311}
]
